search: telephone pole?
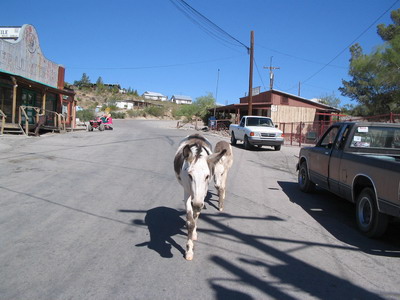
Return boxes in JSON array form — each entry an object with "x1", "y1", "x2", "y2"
[
  {"x1": 264, "y1": 56, "x2": 280, "y2": 90},
  {"x1": 298, "y1": 81, "x2": 301, "y2": 96},
  {"x1": 213, "y1": 68, "x2": 220, "y2": 117},
  {"x1": 248, "y1": 31, "x2": 254, "y2": 116}
]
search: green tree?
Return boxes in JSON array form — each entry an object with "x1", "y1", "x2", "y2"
[
  {"x1": 340, "y1": 8, "x2": 400, "y2": 115},
  {"x1": 194, "y1": 92, "x2": 216, "y2": 124},
  {"x1": 96, "y1": 76, "x2": 105, "y2": 93},
  {"x1": 319, "y1": 93, "x2": 341, "y2": 108},
  {"x1": 175, "y1": 103, "x2": 199, "y2": 121},
  {"x1": 377, "y1": 9, "x2": 400, "y2": 41},
  {"x1": 74, "y1": 73, "x2": 91, "y2": 89}
]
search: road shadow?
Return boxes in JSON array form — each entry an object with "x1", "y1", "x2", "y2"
[
  {"x1": 278, "y1": 181, "x2": 400, "y2": 257},
  {"x1": 198, "y1": 211, "x2": 389, "y2": 300},
  {"x1": 130, "y1": 206, "x2": 186, "y2": 258},
  {"x1": 205, "y1": 190, "x2": 220, "y2": 211},
  {"x1": 231, "y1": 143, "x2": 275, "y2": 152}
]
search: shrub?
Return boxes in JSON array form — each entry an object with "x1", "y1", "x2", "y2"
[
  {"x1": 127, "y1": 109, "x2": 144, "y2": 118},
  {"x1": 144, "y1": 106, "x2": 165, "y2": 117},
  {"x1": 110, "y1": 111, "x2": 126, "y2": 119},
  {"x1": 76, "y1": 109, "x2": 96, "y2": 122}
]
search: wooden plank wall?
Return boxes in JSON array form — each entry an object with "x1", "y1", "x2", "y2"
[{"x1": 271, "y1": 106, "x2": 316, "y2": 124}]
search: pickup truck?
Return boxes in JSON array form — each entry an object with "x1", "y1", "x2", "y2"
[
  {"x1": 229, "y1": 116, "x2": 284, "y2": 150},
  {"x1": 297, "y1": 122, "x2": 400, "y2": 237}
]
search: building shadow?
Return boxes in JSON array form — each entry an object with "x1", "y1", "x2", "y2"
[
  {"x1": 131, "y1": 206, "x2": 186, "y2": 258},
  {"x1": 278, "y1": 181, "x2": 400, "y2": 257}
]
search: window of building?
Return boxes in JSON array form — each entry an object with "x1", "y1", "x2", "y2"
[{"x1": 0, "y1": 84, "x2": 13, "y2": 118}]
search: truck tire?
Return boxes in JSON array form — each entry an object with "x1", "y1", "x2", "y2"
[
  {"x1": 244, "y1": 135, "x2": 251, "y2": 150},
  {"x1": 356, "y1": 187, "x2": 388, "y2": 238},
  {"x1": 230, "y1": 132, "x2": 237, "y2": 145},
  {"x1": 274, "y1": 145, "x2": 281, "y2": 151},
  {"x1": 87, "y1": 124, "x2": 93, "y2": 132},
  {"x1": 298, "y1": 162, "x2": 315, "y2": 193},
  {"x1": 99, "y1": 124, "x2": 105, "y2": 131}
]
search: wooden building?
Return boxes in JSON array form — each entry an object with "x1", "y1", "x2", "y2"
[
  {"x1": 214, "y1": 89, "x2": 340, "y2": 124},
  {"x1": 0, "y1": 24, "x2": 76, "y2": 135}
]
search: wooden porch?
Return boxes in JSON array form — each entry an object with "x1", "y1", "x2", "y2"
[{"x1": 0, "y1": 106, "x2": 67, "y2": 136}]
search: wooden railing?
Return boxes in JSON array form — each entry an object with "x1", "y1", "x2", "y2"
[
  {"x1": 0, "y1": 109, "x2": 6, "y2": 135},
  {"x1": 19, "y1": 106, "x2": 66, "y2": 135}
]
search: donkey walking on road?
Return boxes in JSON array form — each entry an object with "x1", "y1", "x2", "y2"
[
  {"x1": 213, "y1": 141, "x2": 233, "y2": 211},
  {"x1": 174, "y1": 134, "x2": 226, "y2": 260}
]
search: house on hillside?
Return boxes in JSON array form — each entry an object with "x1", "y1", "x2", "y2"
[
  {"x1": 170, "y1": 95, "x2": 192, "y2": 105},
  {"x1": 0, "y1": 24, "x2": 76, "y2": 135},
  {"x1": 116, "y1": 100, "x2": 134, "y2": 110},
  {"x1": 214, "y1": 89, "x2": 340, "y2": 124},
  {"x1": 115, "y1": 99, "x2": 162, "y2": 110},
  {"x1": 142, "y1": 91, "x2": 168, "y2": 101}
]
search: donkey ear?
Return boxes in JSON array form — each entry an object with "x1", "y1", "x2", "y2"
[
  {"x1": 207, "y1": 149, "x2": 227, "y2": 173},
  {"x1": 183, "y1": 145, "x2": 193, "y2": 161}
]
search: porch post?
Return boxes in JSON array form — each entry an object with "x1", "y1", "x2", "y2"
[
  {"x1": 72, "y1": 99, "x2": 77, "y2": 129},
  {"x1": 42, "y1": 92, "x2": 46, "y2": 111},
  {"x1": 11, "y1": 76, "x2": 17, "y2": 124}
]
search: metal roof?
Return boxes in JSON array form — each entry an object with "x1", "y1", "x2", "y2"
[
  {"x1": 172, "y1": 95, "x2": 192, "y2": 101},
  {"x1": 143, "y1": 91, "x2": 166, "y2": 97}
]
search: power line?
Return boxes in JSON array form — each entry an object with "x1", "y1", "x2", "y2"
[
  {"x1": 256, "y1": 43, "x2": 346, "y2": 69},
  {"x1": 169, "y1": 0, "x2": 249, "y2": 51},
  {"x1": 253, "y1": 57, "x2": 267, "y2": 90},
  {"x1": 300, "y1": 0, "x2": 400, "y2": 85},
  {"x1": 68, "y1": 54, "x2": 246, "y2": 70}
]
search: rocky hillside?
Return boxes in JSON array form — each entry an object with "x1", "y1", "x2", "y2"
[{"x1": 71, "y1": 86, "x2": 142, "y2": 109}]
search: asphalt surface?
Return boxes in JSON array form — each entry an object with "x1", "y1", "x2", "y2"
[{"x1": 1, "y1": 119, "x2": 400, "y2": 300}]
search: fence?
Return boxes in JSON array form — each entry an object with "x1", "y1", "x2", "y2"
[{"x1": 277, "y1": 113, "x2": 400, "y2": 147}]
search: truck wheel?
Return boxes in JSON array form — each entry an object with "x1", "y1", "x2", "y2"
[
  {"x1": 298, "y1": 162, "x2": 315, "y2": 193},
  {"x1": 87, "y1": 124, "x2": 93, "y2": 132},
  {"x1": 356, "y1": 188, "x2": 388, "y2": 238},
  {"x1": 244, "y1": 136, "x2": 252, "y2": 150},
  {"x1": 274, "y1": 145, "x2": 281, "y2": 151},
  {"x1": 99, "y1": 124, "x2": 105, "y2": 131},
  {"x1": 230, "y1": 132, "x2": 237, "y2": 145}
]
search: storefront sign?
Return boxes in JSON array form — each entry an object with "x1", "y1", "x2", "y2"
[
  {"x1": 0, "y1": 27, "x2": 20, "y2": 39},
  {"x1": 0, "y1": 24, "x2": 60, "y2": 88}
]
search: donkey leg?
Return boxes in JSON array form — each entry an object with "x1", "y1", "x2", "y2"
[
  {"x1": 218, "y1": 188, "x2": 225, "y2": 211},
  {"x1": 185, "y1": 197, "x2": 195, "y2": 260},
  {"x1": 192, "y1": 203, "x2": 204, "y2": 241},
  {"x1": 218, "y1": 174, "x2": 227, "y2": 211}
]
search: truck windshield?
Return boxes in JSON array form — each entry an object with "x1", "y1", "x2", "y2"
[
  {"x1": 246, "y1": 117, "x2": 273, "y2": 127},
  {"x1": 350, "y1": 126, "x2": 400, "y2": 149}
]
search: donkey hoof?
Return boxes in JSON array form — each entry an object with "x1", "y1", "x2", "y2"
[
  {"x1": 185, "y1": 252, "x2": 194, "y2": 260},
  {"x1": 219, "y1": 207, "x2": 223, "y2": 212}
]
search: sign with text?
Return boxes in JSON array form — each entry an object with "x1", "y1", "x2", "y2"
[
  {"x1": 0, "y1": 27, "x2": 20, "y2": 39},
  {"x1": 0, "y1": 24, "x2": 60, "y2": 88}
]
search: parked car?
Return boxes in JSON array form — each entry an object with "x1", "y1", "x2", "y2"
[
  {"x1": 229, "y1": 116, "x2": 284, "y2": 150},
  {"x1": 297, "y1": 122, "x2": 400, "y2": 237}
]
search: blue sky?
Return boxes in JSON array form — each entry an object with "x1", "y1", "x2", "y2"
[{"x1": 4, "y1": 0, "x2": 399, "y2": 107}]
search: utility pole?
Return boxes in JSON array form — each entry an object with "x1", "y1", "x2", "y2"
[
  {"x1": 248, "y1": 31, "x2": 254, "y2": 116},
  {"x1": 264, "y1": 56, "x2": 280, "y2": 90},
  {"x1": 213, "y1": 68, "x2": 220, "y2": 117},
  {"x1": 298, "y1": 81, "x2": 301, "y2": 96}
]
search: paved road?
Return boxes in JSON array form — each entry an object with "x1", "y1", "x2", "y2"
[{"x1": 1, "y1": 119, "x2": 399, "y2": 300}]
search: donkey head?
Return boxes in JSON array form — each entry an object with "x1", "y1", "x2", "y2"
[{"x1": 182, "y1": 144, "x2": 227, "y2": 208}]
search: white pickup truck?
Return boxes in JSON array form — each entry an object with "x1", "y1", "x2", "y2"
[{"x1": 229, "y1": 116, "x2": 284, "y2": 150}]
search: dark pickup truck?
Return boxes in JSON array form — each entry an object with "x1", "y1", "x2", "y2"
[{"x1": 297, "y1": 122, "x2": 400, "y2": 237}]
